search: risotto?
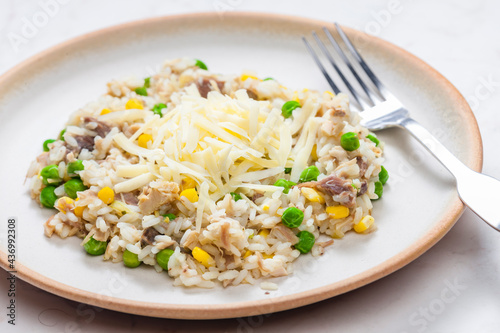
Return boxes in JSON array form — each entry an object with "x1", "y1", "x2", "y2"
[{"x1": 26, "y1": 58, "x2": 388, "y2": 289}]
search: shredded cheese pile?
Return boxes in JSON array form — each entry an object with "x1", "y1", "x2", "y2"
[{"x1": 103, "y1": 84, "x2": 320, "y2": 228}]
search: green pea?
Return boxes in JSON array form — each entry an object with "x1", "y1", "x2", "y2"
[
  {"x1": 156, "y1": 248, "x2": 175, "y2": 270},
  {"x1": 373, "y1": 181, "x2": 383, "y2": 200},
  {"x1": 144, "y1": 77, "x2": 151, "y2": 88},
  {"x1": 230, "y1": 192, "x2": 242, "y2": 201},
  {"x1": 299, "y1": 166, "x2": 320, "y2": 183},
  {"x1": 281, "y1": 101, "x2": 301, "y2": 118},
  {"x1": 40, "y1": 164, "x2": 60, "y2": 181},
  {"x1": 83, "y1": 236, "x2": 108, "y2": 256},
  {"x1": 281, "y1": 207, "x2": 304, "y2": 228},
  {"x1": 59, "y1": 129, "x2": 66, "y2": 141},
  {"x1": 43, "y1": 139, "x2": 56, "y2": 152},
  {"x1": 40, "y1": 186, "x2": 58, "y2": 208},
  {"x1": 379, "y1": 166, "x2": 389, "y2": 185},
  {"x1": 135, "y1": 87, "x2": 148, "y2": 96},
  {"x1": 162, "y1": 213, "x2": 177, "y2": 221},
  {"x1": 67, "y1": 160, "x2": 84, "y2": 175},
  {"x1": 263, "y1": 77, "x2": 274, "y2": 81},
  {"x1": 64, "y1": 178, "x2": 88, "y2": 199},
  {"x1": 366, "y1": 134, "x2": 380, "y2": 147},
  {"x1": 340, "y1": 132, "x2": 360, "y2": 151},
  {"x1": 123, "y1": 249, "x2": 141, "y2": 268},
  {"x1": 40, "y1": 164, "x2": 61, "y2": 185},
  {"x1": 284, "y1": 167, "x2": 292, "y2": 174},
  {"x1": 152, "y1": 103, "x2": 167, "y2": 117},
  {"x1": 195, "y1": 59, "x2": 208, "y2": 70},
  {"x1": 294, "y1": 230, "x2": 315, "y2": 254},
  {"x1": 273, "y1": 179, "x2": 296, "y2": 194}
]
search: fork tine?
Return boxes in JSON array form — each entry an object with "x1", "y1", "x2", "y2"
[
  {"x1": 311, "y1": 32, "x2": 369, "y2": 110},
  {"x1": 302, "y1": 37, "x2": 340, "y2": 94},
  {"x1": 334, "y1": 22, "x2": 394, "y2": 100},
  {"x1": 322, "y1": 27, "x2": 379, "y2": 104}
]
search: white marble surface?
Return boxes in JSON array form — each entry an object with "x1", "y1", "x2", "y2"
[{"x1": 1, "y1": 0, "x2": 500, "y2": 332}]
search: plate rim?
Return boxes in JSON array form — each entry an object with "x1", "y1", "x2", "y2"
[{"x1": 0, "y1": 11, "x2": 483, "y2": 319}]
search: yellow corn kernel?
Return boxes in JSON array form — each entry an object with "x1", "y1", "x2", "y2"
[
  {"x1": 354, "y1": 215, "x2": 375, "y2": 233},
  {"x1": 262, "y1": 253, "x2": 274, "y2": 259},
  {"x1": 182, "y1": 177, "x2": 197, "y2": 190},
  {"x1": 100, "y1": 108, "x2": 111, "y2": 115},
  {"x1": 302, "y1": 88, "x2": 309, "y2": 93},
  {"x1": 325, "y1": 90, "x2": 335, "y2": 97},
  {"x1": 311, "y1": 144, "x2": 318, "y2": 160},
  {"x1": 326, "y1": 205, "x2": 350, "y2": 219},
  {"x1": 240, "y1": 74, "x2": 260, "y2": 81},
  {"x1": 301, "y1": 187, "x2": 325, "y2": 203},
  {"x1": 243, "y1": 250, "x2": 253, "y2": 258},
  {"x1": 178, "y1": 74, "x2": 193, "y2": 87},
  {"x1": 258, "y1": 229, "x2": 270, "y2": 237},
  {"x1": 262, "y1": 204, "x2": 269, "y2": 211},
  {"x1": 137, "y1": 133, "x2": 153, "y2": 148},
  {"x1": 125, "y1": 98, "x2": 143, "y2": 110},
  {"x1": 192, "y1": 246, "x2": 215, "y2": 268},
  {"x1": 74, "y1": 198, "x2": 84, "y2": 217},
  {"x1": 292, "y1": 91, "x2": 300, "y2": 102},
  {"x1": 56, "y1": 197, "x2": 74, "y2": 213},
  {"x1": 180, "y1": 188, "x2": 198, "y2": 203},
  {"x1": 98, "y1": 186, "x2": 115, "y2": 204}
]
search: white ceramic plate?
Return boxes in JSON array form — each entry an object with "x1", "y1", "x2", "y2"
[{"x1": 0, "y1": 13, "x2": 482, "y2": 319}]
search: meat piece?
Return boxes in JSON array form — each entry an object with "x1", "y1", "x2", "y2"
[
  {"x1": 256, "y1": 253, "x2": 288, "y2": 277},
  {"x1": 358, "y1": 181, "x2": 368, "y2": 196},
  {"x1": 124, "y1": 123, "x2": 142, "y2": 138},
  {"x1": 299, "y1": 175, "x2": 357, "y2": 208},
  {"x1": 138, "y1": 180, "x2": 180, "y2": 215},
  {"x1": 182, "y1": 231, "x2": 199, "y2": 250},
  {"x1": 141, "y1": 227, "x2": 160, "y2": 247},
  {"x1": 220, "y1": 222, "x2": 230, "y2": 249},
  {"x1": 120, "y1": 192, "x2": 139, "y2": 206},
  {"x1": 251, "y1": 192, "x2": 264, "y2": 203},
  {"x1": 64, "y1": 151, "x2": 77, "y2": 164},
  {"x1": 333, "y1": 108, "x2": 346, "y2": 117},
  {"x1": 84, "y1": 117, "x2": 111, "y2": 138},
  {"x1": 246, "y1": 89, "x2": 258, "y2": 100},
  {"x1": 197, "y1": 78, "x2": 224, "y2": 98},
  {"x1": 36, "y1": 152, "x2": 51, "y2": 168},
  {"x1": 76, "y1": 189, "x2": 97, "y2": 206},
  {"x1": 317, "y1": 176, "x2": 355, "y2": 197},
  {"x1": 271, "y1": 225, "x2": 299, "y2": 244},
  {"x1": 356, "y1": 157, "x2": 368, "y2": 178},
  {"x1": 74, "y1": 135, "x2": 95, "y2": 152},
  {"x1": 317, "y1": 175, "x2": 357, "y2": 207}
]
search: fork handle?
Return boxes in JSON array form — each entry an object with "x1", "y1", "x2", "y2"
[
  {"x1": 399, "y1": 118, "x2": 469, "y2": 176},
  {"x1": 400, "y1": 117, "x2": 500, "y2": 231}
]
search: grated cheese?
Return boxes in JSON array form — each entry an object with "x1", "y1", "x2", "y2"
[{"x1": 111, "y1": 90, "x2": 314, "y2": 201}]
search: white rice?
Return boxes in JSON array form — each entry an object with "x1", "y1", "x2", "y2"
[{"x1": 27, "y1": 58, "x2": 386, "y2": 290}]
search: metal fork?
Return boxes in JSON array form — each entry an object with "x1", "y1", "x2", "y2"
[{"x1": 303, "y1": 23, "x2": 500, "y2": 232}]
